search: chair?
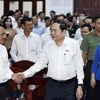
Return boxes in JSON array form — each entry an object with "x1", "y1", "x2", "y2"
[
  {"x1": 8, "y1": 67, "x2": 39, "y2": 100},
  {"x1": 11, "y1": 60, "x2": 35, "y2": 70},
  {"x1": 11, "y1": 60, "x2": 47, "y2": 100}
]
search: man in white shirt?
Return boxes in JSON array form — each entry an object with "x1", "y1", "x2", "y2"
[
  {"x1": 18, "y1": 20, "x2": 84, "y2": 100},
  {"x1": 14, "y1": 16, "x2": 23, "y2": 34},
  {"x1": 74, "y1": 16, "x2": 93, "y2": 40},
  {"x1": 0, "y1": 26, "x2": 22, "y2": 97},
  {"x1": 8, "y1": 10, "x2": 19, "y2": 28},
  {"x1": 41, "y1": 32, "x2": 52, "y2": 47},
  {"x1": 32, "y1": 15, "x2": 45, "y2": 36},
  {"x1": 10, "y1": 17, "x2": 42, "y2": 62},
  {"x1": 42, "y1": 26, "x2": 69, "y2": 47},
  {"x1": 38, "y1": 11, "x2": 46, "y2": 28},
  {"x1": 77, "y1": 24, "x2": 92, "y2": 56}
]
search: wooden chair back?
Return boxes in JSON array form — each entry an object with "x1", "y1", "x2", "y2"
[{"x1": 11, "y1": 60, "x2": 35, "y2": 70}]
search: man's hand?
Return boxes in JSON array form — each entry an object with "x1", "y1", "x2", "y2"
[
  {"x1": 11, "y1": 73, "x2": 23, "y2": 84},
  {"x1": 17, "y1": 72, "x2": 25, "y2": 80},
  {"x1": 90, "y1": 73, "x2": 96, "y2": 88},
  {"x1": 76, "y1": 86, "x2": 83, "y2": 100}
]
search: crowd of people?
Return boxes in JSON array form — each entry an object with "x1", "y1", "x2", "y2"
[{"x1": 0, "y1": 9, "x2": 100, "y2": 100}]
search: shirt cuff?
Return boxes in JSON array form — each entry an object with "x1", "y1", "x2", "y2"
[
  {"x1": 23, "y1": 71, "x2": 29, "y2": 78},
  {"x1": 23, "y1": 70, "x2": 35, "y2": 79},
  {"x1": 78, "y1": 78, "x2": 83, "y2": 84},
  {"x1": 8, "y1": 71, "x2": 14, "y2": 80}
]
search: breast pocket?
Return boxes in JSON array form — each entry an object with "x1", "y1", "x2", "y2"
[
  {"x1": 64, "y1": 53, "x2": 74, "y2": 65},
  {"x1": 31, "y1": 48, "x2": 37, "y2": 55}
]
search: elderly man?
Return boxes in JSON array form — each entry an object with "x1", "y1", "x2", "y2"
[
  {"x1": 18, "y1": 20, "x2": 84, "y2": 100},
  {"x1": 0, "y1": 26, "x2": 22, "y2": 97}
]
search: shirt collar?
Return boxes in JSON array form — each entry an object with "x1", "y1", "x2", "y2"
[
  {"x1": 21, "y1": 32, "x2": 33, "y2": 38},
  {"x1": 91, "y1": 30, "x2": 98, "y2": 36},
  {"x1": 38, "y1": 18, "x2": 45, "y2": 22},
  {"x1": 53, "y1": 37, "x2": 68, "y2": 46},
  {"x1": 33, "y1": 24, "x2": 41, "y2": 28}
]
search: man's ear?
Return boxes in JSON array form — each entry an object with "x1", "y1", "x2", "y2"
[{"x1": 22, "y1": 24, "x2": 25, "y2": 29}]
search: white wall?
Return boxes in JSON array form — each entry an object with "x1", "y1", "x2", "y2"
[
  {"x1": 0, "y1": 0, "x2": 74, "y2": 18},
  {"x1": 46, "y1": 0, "x2": 74, "y2": 16},
  {"x1": 37, "y1": 1, "x2": 43, "y2": 14},
  {"x1": 0, "y1": 0, "x2": 4, "y2": 17},
  {"x1": 10, "y1": 1, "x2": 32, "y2": 17},
  {"x1": 10, "y1": 1, "x2": 19, "y2": 11},
  {"x1": 23, "y1": 1, "x2": 32, "y2": 17}
]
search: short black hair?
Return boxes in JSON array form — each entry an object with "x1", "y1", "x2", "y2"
[
  {"x1": 44, "y1": 16, "x2": 50, "y2": 21},
  {"x1": 67, "y1": 16, "x2": 73, "y2": 22},
  {"x1": 73, "y1": 15, "x2": 77, "y2": 19},
  {"x1": 81, "y1": 24, "x2": 92, "y2": 32},
  {"x1": 8, "y1": 10, "x2": 14, "y2": 16},
  {"x1": 93, "y1": 15, "x2": 100, "y2": 22},
  {"x1": 50, "y1": 10, "x2": 56, "y2": 14},
  {"x1": 38, "y1": 11, "x2": 44, "y2": 16},
  {"x1": 84, "y1": 16, "x2": 93, "y2": 22},
  {"x1": 32, "y1": 13, "x2": 38, "y2": 17},
  {"x1": 66, "y1": 12, "x2": 71, "y2": 18},
  {"x1": 58, "y1": 14, "x2": 66, "y2": 19},
  {"x1": 32, "y1": 14, "x2": 38, "y2": 18},
  {"x1": 51, "y1": 20, "x2": 67, "y2": 31},
  {"x1": 15, "y1": 9, "x2": 20, "y2": 12},
  {"x1": 21, "y1": 17, "x2": 32, "y2": 25},
  {"x1": 24, "y1": 11, "x2": 29, "y2": 13},
  {"x1": 14, "y1": 10, "x2": 19, "y2": 14},
  {"x1": 80, "y1": 10, "x2": 87, "y2": 16}
]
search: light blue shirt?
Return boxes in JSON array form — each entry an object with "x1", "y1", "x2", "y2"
[{"x1": 32, "y1": 24, "x2": 45, "y2": 36}]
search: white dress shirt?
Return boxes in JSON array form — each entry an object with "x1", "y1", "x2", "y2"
[
  {"x1": 41, "y1": 32, "x2": 52, "y2": 47},
  {"x1": 9, "y1": 16, "x2": 18, "y2": 28},
  {"x1": 38, "y1": 18, "x2": 46, "y2": 28},
  {"x1": 77, "y1": 37, "x2": 83, "y2": 47},
  {"x1": 74, "y1": 28, "x2": 82, "y2": 40},
  {"x1": 10, "y1": 32, "x2": 42, "y2": 62},
  {"x1": 77, "y1": 38, "x2": 83, "y2": 55},
  {"x1": 14, "y1": 27, "x2": 23, "y2": 34},
  {"x1": 24, "y1": 37, "x2": 84, "y2": 84},
  {"x1": 0, "y1": 44, "x2": 13, "y2": 83}
]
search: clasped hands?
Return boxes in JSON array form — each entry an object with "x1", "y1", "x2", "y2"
[{"x1": 11, "y1": 73, "x2": 25, "y2": 84}]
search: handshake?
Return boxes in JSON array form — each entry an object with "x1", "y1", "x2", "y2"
[{"x1": 11, "y1": 73, "x2": 25, "y2": 84}]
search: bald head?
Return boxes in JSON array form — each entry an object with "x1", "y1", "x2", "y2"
[{"x1": 0, "y1": 26, "x2": 6, "y2": 44}]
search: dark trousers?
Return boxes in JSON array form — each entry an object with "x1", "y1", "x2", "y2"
[
  {"x1": 84, "y1": 60, "x2": 95, "y2": 100},
  {"x1": 0, "y1": 82, "x2": 13, "y2": 98},
  {"x1": 95, "y1": 80, "x2": 100, "y2": 100},
  {"x1": 45, "y1": 77, "x2": 77, "y2": 100}
]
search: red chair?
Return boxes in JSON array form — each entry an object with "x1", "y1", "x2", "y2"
[
  {"x1": 9, "y1": 67, "x2": 39, "y2": 100},
  {"x1": 11, "y1": 60, "x2": 47, "y2": 100}
]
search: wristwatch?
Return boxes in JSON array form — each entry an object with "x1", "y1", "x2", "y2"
[{"x1": 78, "y1": 84, "x2": 83, "y2": 87}]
